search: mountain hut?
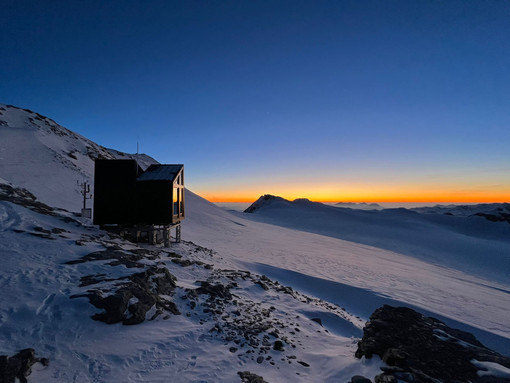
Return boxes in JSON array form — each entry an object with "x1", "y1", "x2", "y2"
[{"x1": 93, "y1": 159, "x2": 184, "y2": 244}]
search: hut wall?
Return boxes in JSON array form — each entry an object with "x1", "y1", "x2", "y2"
[
  {"x1": 136, "y1": 180, "x2": 173, "y2": 225},
  {"x1": 93, "y1": 160, "x2": 140, "y2": 225}
]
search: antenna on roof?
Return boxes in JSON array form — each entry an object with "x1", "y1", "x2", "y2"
[{"x1": 136, "y1": 136, "x2": 139, "y2": 176}]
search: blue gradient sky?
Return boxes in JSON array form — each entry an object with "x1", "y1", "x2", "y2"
[{"x1": 2, "y1": 1, "x2": 509, "y2": 201}]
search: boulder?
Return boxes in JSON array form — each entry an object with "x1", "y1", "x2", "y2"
[
  {"x1": 355, "y1": 305, "x2": 510, "y2": 383},
  {"x1": 0, "y1": 348, "x2": 48, "y2": 383}
]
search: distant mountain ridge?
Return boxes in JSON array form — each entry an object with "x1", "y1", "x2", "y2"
[
  {"x1": 245, "y1": 194, "x2": 509, "y2": 222},
  {"x1": 244, "y1": 194, "x2": 333, "y2": 213},
  {"x1": 335, "y1": 202, "x2": 382, "y2": 209},
  {"x1": 0, "y1": 104, "x2": 157, "y2": 211}
]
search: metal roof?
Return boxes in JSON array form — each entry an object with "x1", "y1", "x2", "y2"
[{"x1": 136, "y1": 164, "x2": 183, "y2": 182}]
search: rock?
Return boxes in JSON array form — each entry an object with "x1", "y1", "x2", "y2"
[
  {"x1": 350, "y1": 376, "x2": 372, "y2": 383},
  {"x1": 238, "y1": 371, "x2": 268, "y2": 383},
  {"x1": 311, "y1": 317, "x2": 323, "y2": 326},
  {"x1": 0, "y1": 183, "x2": 59, "y2": 218},
  {"x1": 382, "y1": 348, "x2": 407, "y2": 367},
  {"x1": 66, "y1": 247, "x2": 149, "y2": 268},
  {"x1": 256, "y1": 356, "x2": 264, "y2": 364},
  {"x1": 374, "y1": 374, "x2": 397, "y2": 383},
  {"x1": 191, "y1": 281, "x2": 232, "y2": 300},
  {"x1": 171, "y1": 258, "x2": 194, "y2": 267},
  {"x1": 355, "y1": 305, "x2": 510, "y2": 383},
  {"x1": 297, "y1": 360, "x2": 309, "y2": 367},
  {"x1": 0, "y1": 348, "x2": 49, "y2": 383},
  {"x1": 273, "y1": 340, "x2": 284, "y2": 351}
]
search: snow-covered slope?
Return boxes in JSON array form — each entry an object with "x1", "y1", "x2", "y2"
[
  {"x1": 2, "y1": 180, "x2": 510, "y2": 383},
  {"x1": 411, "y1": 203, "x2": 510, "y2": 217},
  {"x1": 242, "y1": 195, "x2": 510, "y2": 285},
  {"x1": 1, "y1": 105, "x2": 510, "y2": 382},
  {"x1": 1, "y1": 182, "x2": 387, "y2": 382},
  {"x1": 0, "y1": 104, "x2": 156, "y2": 211},
  {"x1": 183, "y1": 191, "x2": 510, "y2": 351}
]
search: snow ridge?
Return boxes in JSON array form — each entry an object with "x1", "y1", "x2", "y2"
[{"x1": 0, "y1": 104, "x2": 157, "y2": 211}]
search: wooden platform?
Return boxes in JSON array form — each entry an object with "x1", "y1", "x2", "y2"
[{"x1": 101, "y1": 223, "x2": 181, "y2": 247}]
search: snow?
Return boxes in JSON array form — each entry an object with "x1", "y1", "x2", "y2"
[
  {"x1": 0, "y1": 200, "x2": 385, "y2": 382},
  {"x1": 239, "y1": 196, "x2": 510, "y2": 285},
  {"x1": 1, "y1": 103, "x2": 509, "y2": 382},
  {"x1": 182, "y1": 191, "x2": 510, "y2": 352},
  {"x1": 472, "y1": 359, "x2": 510, "y2": 378}
]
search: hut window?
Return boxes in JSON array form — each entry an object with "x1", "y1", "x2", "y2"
[{"x1": 173, "y1": 187, "x2": 178, "y2": 215}]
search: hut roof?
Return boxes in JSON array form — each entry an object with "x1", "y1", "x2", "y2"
[{"x1": 136, "y1": 164, "x2": 183, "y2": 182}]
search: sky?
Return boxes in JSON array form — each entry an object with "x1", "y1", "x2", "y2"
[{"x1": 1, "y1": 0, "x2": 510, "y2": 202}]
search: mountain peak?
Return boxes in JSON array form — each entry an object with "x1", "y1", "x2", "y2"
[{"x1": 244, "y1": 194, "x2": 288, "y2": 213}]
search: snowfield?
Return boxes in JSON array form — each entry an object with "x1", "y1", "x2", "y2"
[
  {"x1": 183, "y1": 191, "x2": 510, "y2": 352},
  {"x1": 0, "y1": 104, "x2": 509, "y2": 382}
]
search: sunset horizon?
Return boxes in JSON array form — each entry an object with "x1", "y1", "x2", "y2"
[
  {"x1": 2, "y1": 2, "x2": 510, "y2": 381},
  {"x1": 207, "y1": 196, "x2": 510, "y2": 204},
  {"x1": 199, "y1": 188, "x2": 510, "y2": 204}
]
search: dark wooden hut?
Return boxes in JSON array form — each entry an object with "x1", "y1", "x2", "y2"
[{"x1": 93, "y1": 159, "x2": 184, "y2": 226}]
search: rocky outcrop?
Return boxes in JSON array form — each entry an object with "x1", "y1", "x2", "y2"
[
  {"x1": 66, "y1": 246, "x2": 157, "y2": 269},
  {"x1": 72, "y1": 266, "x2": 179, "y2": 325},
  {"x1": 0, "y1": 182, "x2": 58, "y2": 217},
  {"x1": 0, "y1": 348, "x2": 48, "y2": 383},
  {"x1": 238, "y1": 371, "x2": 268, "y2": 383},
  {"x1": 355, "y1": 305, "x2": 510, "y2": 383},
  {"x1": 475, "y1": 211, "x2": 510, "y2": 224}
]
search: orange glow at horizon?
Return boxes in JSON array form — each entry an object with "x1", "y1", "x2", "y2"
[{"x1": 195, "y1": 185, "x2": 510, "y2": 204}]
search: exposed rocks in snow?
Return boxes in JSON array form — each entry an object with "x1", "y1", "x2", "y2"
[
  {"x1": 176, "y1": 267, "x2": 351, "y2": 372},
  {"x1": 66, "y1": 246, "x2": 157, "y2": 269},
  {"x1": 0, "y1": 182, "x2": 60, "y2": 217},
  {"x1": 181, "y1": 269, "x2": 297, "y2": 357},
  {"x1": 349, "y1": 376, "x2": 373, "y2": 383},
  {"x1": 190, "y1": 281, "x2": 233, "y2": 300},
  {"x1": 355, "y1": 305, "x2": 510, "y2": 383},
  {"x1": 475, "y1": 211, "x2": 510, "y2": 225},
  {"x1": 68, "y1": 245, "x2": 180, "y2": 325},
  {"x1": 72, "y1": 266, "x2": 179, "y2": 325},
  {"x1": 237, "y1": 370, "x2": 268, "y2": 383},
  {"x1": 171, "y1": 257, "x2": 213, "y2": 269},
  {"x1": 0, "y1": 348, "x2": 48, "y2": 383}
]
